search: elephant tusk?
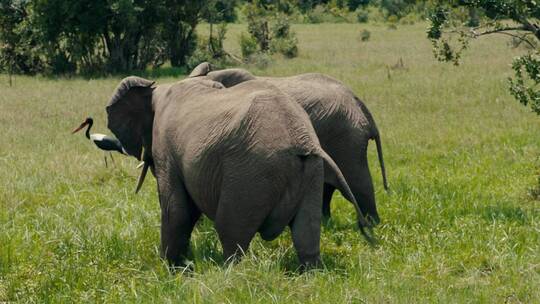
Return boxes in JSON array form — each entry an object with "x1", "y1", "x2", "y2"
[
  {"x1": 136, "y1": 161, "x2": 145, "y2": 169},
  {"x1": 135, "y1": 161, "x2": 149, "y2": 194}
]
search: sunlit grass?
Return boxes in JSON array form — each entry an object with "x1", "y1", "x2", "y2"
[{"x1": 1, "y1": 23, "x2": 539, "y2": 302}]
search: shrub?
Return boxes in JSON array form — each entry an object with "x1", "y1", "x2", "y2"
[
  {"x1": 387, "y1": 15, "x2": 398, "y2": 29},
  {"x1": 399, "y1": 13, "x2": 417, "y2": 25},
  {"x1": 187, "y1": 23, "x2": 229, "y2": 70},
  {"x1": 360, "y1": 29, "x2": 371, "y2": 42},
  {"x1": 272, "y1": 16, "x2": 292, "y2": 39},
  {"x1": 245, "y1": 2, "x2": 271, "y2": 52},
  {"x1": 246, "y1": 52, "x2": 272, "y2": 69},
  {"x1": 240, "y1": 33, "x2": 258, "y2": 59},
  {"x1": 270, "y1": 36, "x2": 298, "y2": 58},
  {"x1": 356, "y1": 9, "x2": 369, "y2": 23},
  {"x1": 305, "y1": 5, "x2": 326, "y2": 23},
  {"x1": 241, "y1": 6, "x2": 298, "y2": 60}
]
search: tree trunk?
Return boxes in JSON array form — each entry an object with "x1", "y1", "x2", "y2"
[{"x1": 8, "y1": 60, "x2": 12, "y2": 87}]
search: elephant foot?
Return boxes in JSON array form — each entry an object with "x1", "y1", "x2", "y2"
[
  {"x1": 358, "y1": 225, "x2": 378, "y2": 246},
  {"x1": 322, "y1": 214, "x2": 331, "y2": 225},
  {"x1": 168, "y1": 258, "x2": 194, "y2": 274},
  {"x1": 298, "y1": 254, "x2": 322, "y2": 272},
  {"x1": 364, "y1": 214, "x2": 380, "y2": 227}
]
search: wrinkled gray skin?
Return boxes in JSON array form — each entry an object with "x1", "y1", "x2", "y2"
[
  {"x1": 190, "y1": 62, "x2": 387, "y2": 225},
  {"x1": 106, "y1": 76, "x2": 371, "y2": 267}
]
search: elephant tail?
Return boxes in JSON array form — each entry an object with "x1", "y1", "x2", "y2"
[
  {"x1": 314, "y1": 149, "x2": 373, "y2": 234},
  {"x1": 373, "y1": 131, "x2": 388, "y2": 191},
  {"x1": 355, "y1": 97, "x2": 388, "y2": 191}
]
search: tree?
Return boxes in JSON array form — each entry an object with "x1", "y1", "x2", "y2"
[
  {"x1": 0, "y1": 0, "x2": 212, "y2": 74},
  {"x1": 427, "y1": 1, "x2": 540, "y2": 113},
  {"x1": 241, "y1": 0, "x2": 298, "y2": 59},
  {"x1": 0, "y1": 0, "x2": 44, "y2": 79},
  {"x1": 379, "y1": 0, "x2": 418, "y2": 18},
  {"x1": 162, "y1": 0, "x2": 206, "y2": 67}
]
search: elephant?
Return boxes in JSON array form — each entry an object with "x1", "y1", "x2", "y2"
[
  {"x1": 189, "y1": 63, "x2": 388, "y2": 225},
  {"x1": 106, "y1": 76, "x2": 372, "y2": 267}
]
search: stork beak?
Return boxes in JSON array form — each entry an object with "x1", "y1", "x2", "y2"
[{"x1": 71, "y1": 121, "x2": 88, "y2": 134}]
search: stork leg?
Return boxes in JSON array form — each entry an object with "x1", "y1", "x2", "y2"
[
  {"x1": 103, "y1": 153, "x2": 108, "y2": 168},
  {"x1": 109, "y1": 153, "x2": 116, "y2": 167}
]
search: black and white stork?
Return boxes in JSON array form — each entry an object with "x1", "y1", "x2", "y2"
[{"x1": 72, "y1": 117, "x2": 126, "y2": 167}]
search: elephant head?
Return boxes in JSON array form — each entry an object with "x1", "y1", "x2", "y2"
[
  {"x1": 189, "y1": 62, "x2": 256, "y2": 88},
  {"x1": 188, "y1": 62, "x2": 212, "y2": 77},
  {"x1": 106, "y1": 76, "x2": 156, "y2": 191}
]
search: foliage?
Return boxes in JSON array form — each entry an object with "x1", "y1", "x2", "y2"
[
  {"x1": 387, "y1": 14, "x2": 399, "y2": 29},
  {"x1": 379, "y1": 0, "x2": 417, "y2": 19},
  {"x1": 305, "y1": 4, "x2": 327, "y2": 23},
  {"x1": 188, "y1": 23, "x2": 229, "y2": 69},
  {"x1": 241, "y1": 1, "x2": 299, "y2": 59},
  {"x1": 239, "y1": 32, "x2": 259, "y2": 58},
  {"x1": 359, "y1": 29, "x2": 371, "y2": 41},
  {"x1": 245, "y1": 1, "x2": 271, "y2": 52},
  {"x1": 304, "y1": 4, "x2": 357, "y2": 23},
  {"x1": 162, "y1": 0, "x2": 206, "y2": 68},
  {"x1": 0, "y1": 0, "x2": 209, "y2": 74},
  {"x1": 270, "y1": 35, "x2": 299, "y2": 57},
  {"x1": 201, "y1": 0, "x2": 238, "y2": 23},
  {"x1": 509, "y1": 52, "x2": 540, "y2": 114},
  {"x1": 356, "y1": 8, "x2": 369, "y2": 23},
  {"x1": 245, "y1": 51, "x2": 272, "y2": 68},
  {"x1": 427, "y1": 0, "x2": 540, "y2": 114}
]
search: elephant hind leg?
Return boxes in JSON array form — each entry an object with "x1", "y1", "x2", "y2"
[
  {"x1": 290, "y1": 156, "x2": 324, "y2": 268},
  {"x1": 214, "y1": 178, "x2": 278, "y2": 262},
  {"x1": 259, "y1": 187, "x2": 298, "y2": 242},
  {"x1": 322, "y1": 183, "x2": 335, "y2": 219}
]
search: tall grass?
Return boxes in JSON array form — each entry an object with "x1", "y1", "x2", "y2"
[{"x1": 1, "y1": 23, "x2": 539, "y2": 302}]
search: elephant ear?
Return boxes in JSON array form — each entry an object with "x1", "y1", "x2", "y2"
[
  {"x1": 189, "y1": 62, "x2": 213, "y2": 77},
  {"x1": 106, "y1": 76, "x2": 155, "y2": 160}
]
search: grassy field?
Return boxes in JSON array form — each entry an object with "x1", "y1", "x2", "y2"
[{"x1": 1, "y1": 23, "x2": 540, "y2": 303}]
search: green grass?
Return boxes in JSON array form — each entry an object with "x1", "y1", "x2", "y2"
[{"x1": 1, "y1": 23, "x2": 540, "y2": 303}]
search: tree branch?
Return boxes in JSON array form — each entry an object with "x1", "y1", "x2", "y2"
[
  {"x1": 470, "y1": 26, "x2": 527, "y2": 37},
  {"x1": 518, "y1": 18, "x2": 540, "y2": 41},
  {"x1": 470, "y1": 25, "x2": 537, "y2": 49}
]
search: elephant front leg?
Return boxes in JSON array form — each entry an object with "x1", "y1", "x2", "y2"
[{"x1": 157, "y1": 172, "x2": 200, "y2": 269}]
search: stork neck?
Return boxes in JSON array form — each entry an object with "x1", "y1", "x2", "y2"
[{"x1": 85, "y1": 120, "x2": 93, "y2": 139}]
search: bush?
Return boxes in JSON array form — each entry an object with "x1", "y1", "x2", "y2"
[
  {"x1": 187, "y1": 23, "x2": 229, "y2": 70},
  {"x1": 187, "y1": 48, "x2": 214, "y2": 70},
  {"x1": 245, "y1": 2, "x2": 271, "y2": 52},
  {"x1": 0, "y1": 0, "x2": 205, "y2": 74},
  {"x1": 246, "y1": 52, "x2": 272, "y2": 69},
  {"x1": 359, "y1": 29, "x2": 371, "y2": 42},
  {"x1": 387, "y1": 15, "x2": 399, "y2": 29},
  {"x1": 270, "y1": 36, "x2": 298, "y2": 58},
  {"x1": 270, "y1": 15, "x2": 298, "y2": 58},
  {"x1": 241, "y1": 5, "x2": 298, "y2": 60},
  {"x1": 399, "y1": 13, "x2": 417, "y2": 25},
  {"x1": 305, "y1": 5, "x2": 326, "y2": 23},
  {"x1": 356, "y1": 9, "x2": 369, "y2": 23},
  {"x1": 240, "y1": 33, "x2": 258, "y2": 59},
  {"x1": 272, "y1": 16, "x2": 292, "y2": 39}
]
